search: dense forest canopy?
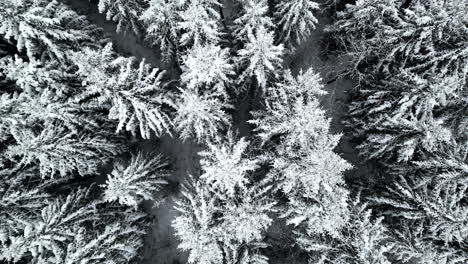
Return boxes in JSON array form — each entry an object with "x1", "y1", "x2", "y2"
[{"x1": 0, "y1": 0, "x2": 466, "y2": 263}]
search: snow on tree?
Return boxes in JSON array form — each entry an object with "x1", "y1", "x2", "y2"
[
  {"x1": 348, "y1": 72, "x2": 460, "y2": 163},
  {"x1": 274, "y1": 0, "x2": 320, "y2": 45},
  {"x1": 172, "y1": 180, "x2": 223, "y2": 264},
  {"x1": 54, "y1": 201, "x2": 148, "y2": 264},
  {"x1": 388, "y1": 220, "x2": 468, "y2": 264},
  {"x1": 0, "y1": 55, "x2": 62, "y2": 94},
  {"x1": 0, "y1": 166, "x2": 50, "y2": 247},
  {"x1": 107, "y1": 59, "x2": 175, "y2": 139},
  {"x1": 198, "y1": 134, "x2": 260, "y2": 197},
  {"x1": 249, "y1": 68, "x2": 328, "y2": 149},
  {"x1": 250, "y1": 67, "x2": 352, "y2": 242},
  {"x1": 98, "y1": 0, "x2": 145, "y2": 35},
  {"x1": 236, "y1": 27, "x2": 284, "y2": 88},
  {"x1": 57, "y1": 222, "x2": 144, "y2": 264},
  {"x1": 0, "y1": 53, "x2": 125, "y2": 178},
  {"x1": 141, "y1": 0, "x2": 184, "y2": 61},
  {"x1": 180, "y1": 43, "x2": 234, "y2": 93},
  {"x1": 0, "y1": 92, "x2": 20, "y2": 142},
  {"x1": 374, "y1": 176, "x2": 468, "y2": 245},
  {"x1": 0, "y1": 184, "x2": 149, "y2": 264},
  {"x1": 0, "y1": 56, "x2": 115, "y2": 135},
  {"x1": 268, "y1": 130, "x2": 351, "y2": 217},
  {"x1": 174, "y1": 88, "x2": 232, "y2": 143},
  {"x1": 0, "y1": 0, "x2": 102, "y2": 61},
  {"x1": 217, "y1": 183, "x2": 274, "y2": 263},
  {"x1": 1, "y1": 161, "x2": 150, "y2": 263},
  {"x1": 0, "y1": 187, "x2": 97, "y2": 262},
  {"x1": 70, "y1": 44, "x2": 176, "y2": 139},
  {"x1": 413, "y1": 142, "x2": 468, "y2": 182},
  {"x1": 233, "y1": 0, "x2": 274, "y2": 39},
  {"x1": 5, "y1": 124, "x2": 123, "y2": 178},
  {"x1": 0, "y1": 3, "x2": 157, "y2": 263},
  {"x1": 172, "y1": 178, "x2": 274, "y2": 264},
  {"x1": 273, "y1": 136, "x2": 351, "y2": 235},
  {"x1": 223, "y1": 245, "x2": 269, "y2": 264},
  {"x1": 326, "y1": 0, "x2": 468, "y2": 81},
  {"x1": 296, "y1": 198, "x2": 391, "y2": 264},
  {"x1": 102, "y1": 152, "x2": 168, "y2": 207},
  {"x1": 281, "y1": 183, "x2": 349, "y2": 237},
  {"x1": 177, "y1": 0, "x2": 222, "y2": 46},
  {"x1": 0, "y1": 56, "x2": 127, "y2": 179}
]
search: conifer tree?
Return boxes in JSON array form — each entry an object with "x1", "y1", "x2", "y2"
[
  {"x1": 237, "y1": 27, "x2": 284, "y2": 89},
  {"x1": 275, "y1": 0, "x2": 320, "y2": 45},
  {"x1": 374, "y1": 176, "x2": 468, "y2": 245},
  {"x1": 102, "y1": 152, "x2": 168, "y2": 207},
  {"x1": 0, "y1": 187, "x2": 97, "y2": 262},
  {"x1": 174, "y1": 88, "x2": 232, "y2": 143},
  {"x1": 348, "y1": 72, "x2": 459, "y2": 163},
  {"x1": 70, "y1": 44, "x2": 176, "y2": 139},
  {"x1": 180, "y1": 43, "x2": 234, "y2": 93},
  {"x1": 0, "y1": 185, "x2": 149, "y2": 264},
  {"x1": 6, "y1": 124, "x2": 123, "y2": 178},
  {"x1": 177, "y1": 0, "x2": 222, "y2": 46},
  {"x1": 388, "y1": 220, "x2": 468, "y2": 264},
  {"x1": 0, "y1": 3, "x2": 161, "y2": 263},
  {"x1": 0, "y1": 54, "x2": 124, "y2": 179},
  {"x1": 141, "y1": 0, "x2": 184, "y2": 61},
  {"x1": 296, "y1": 199, "x2": 392, "y2": 264},
  {"x1": 172, "y1": 178, "x2": 274, "y2": 264},
  {"x1": 198, "y1": 135, "x2": 259, "y2": 197},
  {"x1": 233, "y1": 0, "x2": 274, "y2": 39},
  {"x1": 98, "y1": 0, "x2": 145, "y2": 35},
  {"x1": 250, "y1": 67, "x2": 352, "y2": 247},
  {"x1": 0, "y1": 0, "x2": 102, "y2": 61},
  {"x1": 327, "y1": 0, "x2": 468, "y2": 80}
]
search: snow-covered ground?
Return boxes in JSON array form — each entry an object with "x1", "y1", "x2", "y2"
[{"x1": 63, "y1": 1, "x2": 374, "y2": 262}]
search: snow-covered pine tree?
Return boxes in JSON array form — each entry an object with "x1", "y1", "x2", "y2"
[
  {"x1": 0, "y1": 187, "x2": 97, "y2": 262},
  {"x1": 6, "y1": 124, "x2": 123, "y2": 178},
  {"x1": 57, "y1": 221, "x2": 144, "y2": 264},
  {"x1": 413, "y1": 141, "x2": 468, "y2": 183},
  {"x1": 98, "y1": 0, "x2": 145, "y2": 35},
  {"x1": 250, "y1": 67, "x2": 352, "y2": 246},
  {"x1": 0, "y1": 166, "x2": 50, "y2": 249},
  {"x1": 0, "y1": 0, "x2": 102, "y2": 61},
  {"x1": 215, "y1": 182, "x2": 274, "y2": 263},
  {"x1": 174, "y1": 88, "x2": 232, "y2": 143},
  {"x1": 274, "y1": 0, "x2": 320, "y2": 46},
  {"x1": 70, "y1": 44, "x2": 176, "y2": 139},
  {"x1": 388, "y1": 220, "x2": 468, "y2": 264},
  {"x1": 0, "y1": 55, "x2": 124, "y2": 178},
  {"x1": 348, "y1": 72, "x2": 459, "y2": 163},
  {"x1": 326, "y1": 0, "x2": 468, "y2": 81},
  {"x1": 172, "y1": 179, "x2": 223, "y2": 264},
  {"x1": 180, "y1": 43, "x2": 234, "y2": 94},
  {"x1": 0, "y1": 185, "x2": 149, "y2": 264},
  {"x1": 249, "y1": 68, "x2": 327, "y2": 149},
  {"x1": 233, "y1": 0, "x2": 274, "y2": 39},
  {"x1": 198, "y1": 134, "x2": 259, "y2": 197},
  {"x1": 102, "y1": 152, "x2": 168, "y2": 207},
  {"x1": 0, "y1": 4, "x2": 158, "y2": 263},
  {"x1": 374, "y1": 175, "x2": 468, "y2": 246},
  {"x1": 237, "y1": 27, "x2": 284, "y2": 89},
  {"x1": 296, "y1": 198, "x2": 391, "y2": 264},
  {"x1": 371, "y1": 139, "x2": 468, "y2": 262},
  {"x1": 141, "y1": 0, "x2": 184, "y2": 61},
  {"x1": 177, "y1": 0, "x2": 222, "y2": 46},
  {"x1": 172, "y1": 177, "x2": 274, "y2": 264}
]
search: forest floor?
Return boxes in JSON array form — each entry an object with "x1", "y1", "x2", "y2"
[{"x1": 63, "y1": 0, "x2": 376, "y2": 263}]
